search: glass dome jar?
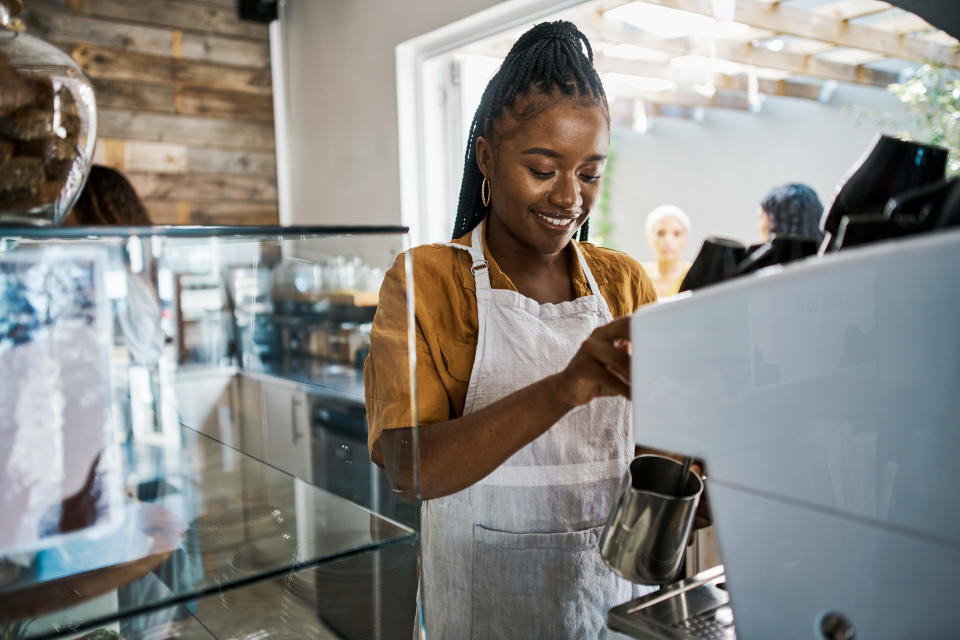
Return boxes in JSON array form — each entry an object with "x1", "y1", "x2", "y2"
[{"x1": 0, "y1": 0, "x2": 96, "y2": 226}]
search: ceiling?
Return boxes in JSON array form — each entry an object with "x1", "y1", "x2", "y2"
[{"x1": 460, "y1": 0, "x2": 960, "y2": 122}]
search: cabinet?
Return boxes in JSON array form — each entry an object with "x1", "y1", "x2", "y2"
[
  {"x1": 240, "y1": 373, "x2": 312, "y2": 482},
  {"x1": 173, "y1": 366, "x2": 240, "y2": 448}
]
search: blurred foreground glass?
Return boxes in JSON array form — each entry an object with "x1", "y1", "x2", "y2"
[{"x1": 0, "y1": 225, "x2": 420, "y2": 639}]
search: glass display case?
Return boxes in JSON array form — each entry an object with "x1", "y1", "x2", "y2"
[{"x1": 0, "y1": 225, "x2": 421, "y2": 639}]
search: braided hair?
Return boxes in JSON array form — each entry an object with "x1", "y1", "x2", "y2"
[{"x1": 452, "y1": 20, "x2": 609, "y2": 241}]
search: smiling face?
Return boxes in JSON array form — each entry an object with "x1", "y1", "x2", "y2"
[
  {"x1": 648, "y1": 215, "x2": 688, "y2": 263},
  {"x1": 476, "y1": 95, "x2": 610, "y2": 257}
]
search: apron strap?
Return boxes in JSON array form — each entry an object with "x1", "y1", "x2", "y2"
[
  {"x1": 467, "y1": 224, "x2": 491, "y2": 291},
  {"x1": 570, "y1": 239, "x2": 613, "y2": 319},
  {"x1": 447, "y1": 222, "x2": 606, "y2": 310},
  {"x1": 440, "y1": 234, "x2": 490, "y2": 291}
]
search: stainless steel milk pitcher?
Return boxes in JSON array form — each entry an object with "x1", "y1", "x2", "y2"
[{"x1": 599, "y1": 454, "x2": 704, "y2": 585}]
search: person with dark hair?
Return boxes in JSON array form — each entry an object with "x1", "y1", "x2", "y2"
[
  {"x1": 364, "y1": 21, "x2": 668, "y2": 638},
  {"x1": 62, "y1": 164, "x2": 164, "y2": 365},
  {"x1": 758, "y1": 182, "x2": 823, "y2": 242},
  {"x1": 62, "y1": 164, "x2": 152, "y2": 226}
]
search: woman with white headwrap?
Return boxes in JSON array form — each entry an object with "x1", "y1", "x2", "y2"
[{"x1": 641, "y1": 204, "x2": 691, "y2": 298}]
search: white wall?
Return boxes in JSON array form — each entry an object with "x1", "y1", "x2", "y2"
[
  {"x1": 277, "y1": 0, "x2": 503, "y2": 227},
  {"x1": 277, "y1": 0, "x2": 910, "y2": 252},
  {"x1": 607, "y1": 84, "x2": 906, "y2": 263}
]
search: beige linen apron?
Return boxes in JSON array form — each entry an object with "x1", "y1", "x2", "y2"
[{"x1": 419, "y1": 222, "x2": 652, "y2": 639}]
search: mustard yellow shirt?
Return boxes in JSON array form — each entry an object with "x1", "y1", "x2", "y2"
[
  {"x1": 363, "y1": 227, "x2": 657, "y2": 466},
  {"x1": 640, "y1": 261, "x2": 691, "y2": 298}
]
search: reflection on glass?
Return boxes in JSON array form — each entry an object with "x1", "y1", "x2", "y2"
[{"x1": 0, "y1": 227, "x2": 420, "y2": 639}]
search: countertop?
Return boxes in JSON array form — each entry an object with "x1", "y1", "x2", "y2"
[{"x1": 243, "y1": 356, "x2": 366, "y2": 403}]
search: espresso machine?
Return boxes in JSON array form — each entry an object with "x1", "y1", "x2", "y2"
[{"x1": 608, "y1": 227, "x2": 960, "y2": 638}]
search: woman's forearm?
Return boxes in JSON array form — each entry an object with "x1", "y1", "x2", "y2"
[
  {"x1": 380, "y1": 317, "x2": 632, "y2": 502},
  {"x1": 381, "y1": 372, "x2": 576, "y2": 501}
]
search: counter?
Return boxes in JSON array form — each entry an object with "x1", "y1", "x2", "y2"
[{"x1": 252, "y1": 356, "x2": 365, "y2": 403}]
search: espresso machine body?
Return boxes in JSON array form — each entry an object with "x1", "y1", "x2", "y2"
[{"x1": 627, "y1": 229, "x2": 960, "y2": 638}]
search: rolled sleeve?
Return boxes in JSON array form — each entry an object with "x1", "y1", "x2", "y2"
[{"x1": 364, "y1": 253, "x2": 452, "y2": 466}]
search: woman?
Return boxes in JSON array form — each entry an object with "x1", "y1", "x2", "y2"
[
  {"x1": 757, "y1": 182, "x2": 823, "y2": 243},
  {"x1": 641, "y1": 204, "x2": 691, "y2": 298},
  {"x1": 365, "y1": 22, "x2": 660, "y2": 638},
  {"x1": 62, "y1": 165, "x2": 153, "y2": 226},
  {"x1": 61, "y1": 165, "x2": 163, "y2": 365}
]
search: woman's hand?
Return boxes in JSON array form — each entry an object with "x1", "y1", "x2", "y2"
[
  {"x1": 554, "y1": 315, "x2": 632, "y2": 410},
  {"x1": 383, "y1": 315, "x2": 634, "y2": 501},
  {"x1": 691, "y1": 461, "x2": 712, "y2": 523}
]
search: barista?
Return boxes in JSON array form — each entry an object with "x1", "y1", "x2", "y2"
[{"x1": 365, "y1": 21, "x2": 672, "y2": 638}]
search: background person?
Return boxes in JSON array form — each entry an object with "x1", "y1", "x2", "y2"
[
  {"x1": 641, "y1": 204, "x2": 691, "y2": 298},
  {"x1": 63, "y1": 164, "x2": 163, "y2": 365},
  {"x1": 62, "y1": 164, "x2": 153, "y2": 226},
  {"x1": 757, "y1": 182, "x2": 823, "y2": 243}
]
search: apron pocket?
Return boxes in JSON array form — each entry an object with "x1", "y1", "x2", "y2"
[{"x1": 471, "y1": 523, "x2": 626, "y2": 640}]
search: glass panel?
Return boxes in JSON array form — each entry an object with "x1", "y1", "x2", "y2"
[
  {"x1": 0, "y1": 224, "x2": 408, "y2": 239},
  {"x1": 24, "y1": 538, "x2": 419, "y2": 640},
  {"x1": 23, "y1": 573, "x2": 213, "y2": 639},
  {"x1": 0, "y1": 227, "x2": 420, "y2": 638}
]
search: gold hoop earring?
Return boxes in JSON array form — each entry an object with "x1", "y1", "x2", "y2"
[{"x1": 481, "y1": 176, "x2": 491, "y2": 208}]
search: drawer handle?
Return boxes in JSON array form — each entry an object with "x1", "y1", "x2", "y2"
[{"x1": 291, "y1": 396, "x2": 304, "y2": 444}]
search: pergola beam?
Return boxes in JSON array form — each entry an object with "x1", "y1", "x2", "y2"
[
  {"x1": 813, "y1": 0, "x2": 893, "y2": 21},
  {"x1": 633, "y1": 0, "x2": 959, "y2": 67},
  {"x1": 631, "y1": 89, "x2": 751, "y2": 110},
  {"x1": 464, "y1": 40, "x2": 826, "y2": 103},
  {"x1": 596, "y1": 53, "x2": 823, "y2": 101},
  {"x1": 869, "y1": 13, "x2": 933, "y2": 35},
  {"x1": 592, "y1": 16, "x2": 899, "y2": 88},
  {"x1": 610, "y1": 97, "x2": 704, "y2": 126},
  {"x1": 816, "y1": 49, "x2": 887, "y2": 66}
]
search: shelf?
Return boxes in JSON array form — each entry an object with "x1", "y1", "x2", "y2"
[
  {"x1": 272, "y1": 289, "x2": 379, "y2": 308},
  {"x1": 0, "y1": 224, "x2": 410, "y2": 240},
  {"x1": 0, "y1": 424, "x2": 416, "y2": 639}
]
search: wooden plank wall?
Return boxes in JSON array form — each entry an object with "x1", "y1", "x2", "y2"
[{"x1": 23, "y1": 0, "x2": 278, "y2": 225}]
